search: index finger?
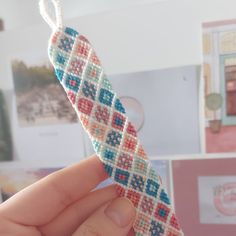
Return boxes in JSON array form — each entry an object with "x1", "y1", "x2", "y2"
[{"x1": 0, "y1": 155, "x2": 108, "y2": 226}]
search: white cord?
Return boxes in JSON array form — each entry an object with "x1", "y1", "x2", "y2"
[{"x1": 39, "y1": 0, "x2": 63, "y2": 30}]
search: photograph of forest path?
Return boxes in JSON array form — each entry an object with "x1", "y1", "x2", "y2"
[{"x1": 12, "y1": 58, "x2": 78, "y2": 127}]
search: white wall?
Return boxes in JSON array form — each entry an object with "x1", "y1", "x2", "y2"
[
  {"x1": 2, "y1": 0, "x2": 236, "y2": 31},
  {"x1": 192, "y1": 0, "x2": 236, "y2": 22},
  {"x1": 0, "y1": 0, "x2": 200, "y2": 90},
  {"x1": 1, "y1": 0, "x2": 236, "y2": 81},
  {"x1": 0, "y1": 0, "x2": 164, "y2": 31},
  {"x1": 0, "y1": 0, "x2": 236, "y2": 88}
]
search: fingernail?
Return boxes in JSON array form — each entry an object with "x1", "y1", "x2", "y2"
[{"x1": 105, "y1": 197, "x2": 136, "y2": 228}]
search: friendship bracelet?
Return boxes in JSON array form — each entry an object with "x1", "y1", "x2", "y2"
[{"x1": 39, "y1": 1, "x2": 184, "y2": 235}]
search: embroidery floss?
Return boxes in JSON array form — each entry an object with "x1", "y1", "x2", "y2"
[{"x1": 39, "y1": 1, "x2": 184, "y2": 235}]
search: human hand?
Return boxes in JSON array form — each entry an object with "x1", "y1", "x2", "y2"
[{"x1": 0, "y1": 155, "x2": 136, "y2": 236}]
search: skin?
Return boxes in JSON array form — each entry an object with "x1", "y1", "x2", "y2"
[{"x1": 0, "y1": 155, "x2": 136, "y2": 236}]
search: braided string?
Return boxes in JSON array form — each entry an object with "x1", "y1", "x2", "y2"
[{"x1": 39, "y1": 0, "x2": 62, "y2": 30}]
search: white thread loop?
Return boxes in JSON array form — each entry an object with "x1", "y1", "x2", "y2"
[{"x1": 39, "y1": 0, "x2": 62, "y2": 30}]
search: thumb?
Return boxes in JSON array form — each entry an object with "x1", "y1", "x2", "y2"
[{"x1": 72, "y1": 197, "x2": 136, "y2": 236}]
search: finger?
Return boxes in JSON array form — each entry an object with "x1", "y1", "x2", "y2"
[
  {"x1": 0, "y1": 155, "x2": 108, "y2": 225},
  {"x1": 128, "y1": 228, "x2": 136, "y2": 236},
  {"x1": 0, "y1": 218, "x2": 39, "y2": 235},
  {"x1": 39, "y1": 185, "x2": 117, "y2": 236},
  {"x1": 72, "y1": 197, "x2": 136, "y2": 236}
]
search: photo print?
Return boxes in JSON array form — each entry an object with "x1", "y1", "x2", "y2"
[
  {"x1": 0, "y1": 165, "x2": 62, "y2": 203},
  {"x1": 83, "y1": 65, "x2": 201, "y2": 156},
  {"x1": 198, "y1": 176, "x2": 236, "y2": 224},
  {"x1": 11, "y1": 52, "x2": 78, "y2": 127},
  {"x1": 172, "y1": 157, "x2": 236, "y2": 236},
  {"x1": 203, "y1": 19, "x2": 236, "y2": 152}
]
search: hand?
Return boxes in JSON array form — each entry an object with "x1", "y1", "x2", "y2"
[{"x1": 0, "y1": 155, "x2": 136, "y2": 236}]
